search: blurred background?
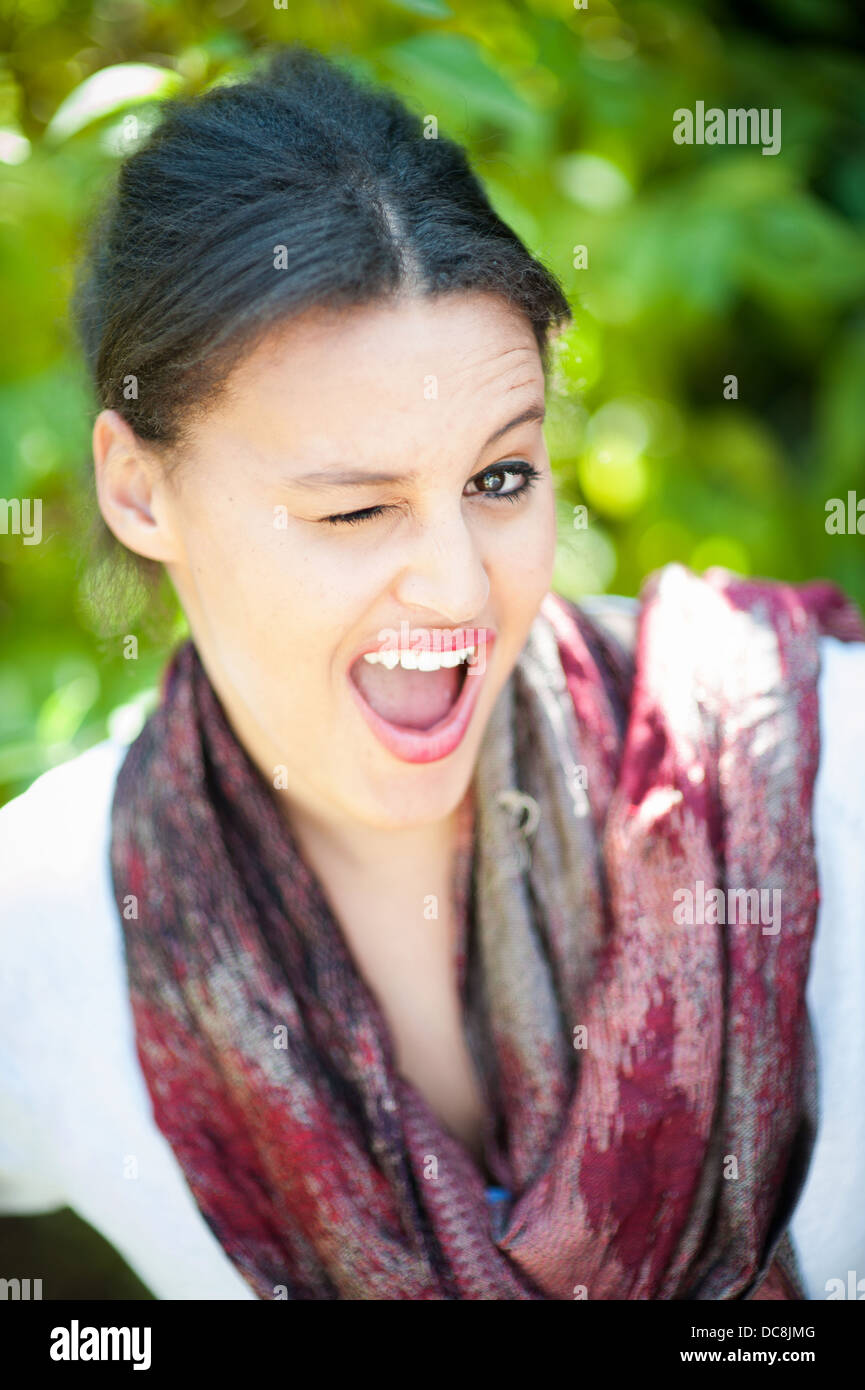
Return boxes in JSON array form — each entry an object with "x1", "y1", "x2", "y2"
[{"x1": 1, "y1": 0, "x2": 863, "y2": 1297}]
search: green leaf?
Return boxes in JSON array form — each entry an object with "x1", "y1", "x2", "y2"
[
  {"x1": 35, "y1": 670, "x2": 99, "y2": 744},
  {"x1": 386, "y1": 0, "x2": 453, "y2": 15},
  {"x1": 43, "y1": 64, "x2": 183, "y2": 145},
  {"x1": 383, "y1": 33, "x2": 535, "y2": 132}
]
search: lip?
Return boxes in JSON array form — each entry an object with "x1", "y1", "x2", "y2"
[
  {"x1": 346, "y1": 628, "x2": 496, "y2": 765},
  {"x1": 351, "y1": 626, "x2": 488, "y2": 660}
]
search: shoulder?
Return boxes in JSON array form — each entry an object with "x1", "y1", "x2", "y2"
[
  {"x1": 810, "y1": 633, "x2": 865, "y2": 995},
  {"x1": 0, "y1": 735, "x2": 135, "y2": 1005},
  {"x1": 0, "y1": 732, "x2": 132, "y2": 1006},
  {"x1": 548, "y1": 590, "x2": 638, "y2": 692},
  {"x1": 815, "y1": 635, "x2": 865, "y2": 797},
  {"x1": 790, "y1": 634, "x2": 865, "y2": 1295},
  {"x1": 0, "y1": 737, "x2": 132, "y2": 1070},
  {"x1": 576, "y1": 593, "x2": 638, "y2": 654},
  {"x1": 560, "y1": 588, "x2": 863, "y2": 722},
  {"x1": 0, "y1": 737, "x2": 133, "y2": 1212},
  {"x1": 812, "y1": 634, "x2": 865, "y2": 872},
  {"x1": 0, "y1": 737, "x2": 130, "y2": 909}
]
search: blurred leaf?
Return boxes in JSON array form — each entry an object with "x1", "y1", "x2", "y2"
[
  {"x1": 816, "y1": 321, "x2": 865, "y2": 490},
  {"x1": 386, "y1": 0, "x2": 453, "y2": 15},
  {"x1": 35, "y1": 669, "x2": 99, "y2": 744},
  {"x1": 44, "y1": 64, "x2": 184, "y2": 145},
  {"x1": 383, "y1": 33, "x2": 537, "y2": 131}
]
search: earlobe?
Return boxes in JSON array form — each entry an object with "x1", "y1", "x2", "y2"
[{"x1": 92, "y1": 409, "x2": 180, "y2": 564}]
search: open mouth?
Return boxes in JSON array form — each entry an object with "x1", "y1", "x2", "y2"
[
  {"x1": 346, "y1": 631, "x2": 494, "y2": 764},
  {"x1": 350, "y1": 646, "x2": 471, "y2": 729}
]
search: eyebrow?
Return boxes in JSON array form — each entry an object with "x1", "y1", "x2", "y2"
[{"x1": 287, "y1": 401, "x2": 546, "y2": 490}]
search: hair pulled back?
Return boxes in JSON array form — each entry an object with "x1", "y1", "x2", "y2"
[{"x1": 73, "y1": 43, "x2": 571, "y2": 451}]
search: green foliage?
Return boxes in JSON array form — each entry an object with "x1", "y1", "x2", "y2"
[{"x1": 1, "y1": 0, "x2": 864, "y2": 805}]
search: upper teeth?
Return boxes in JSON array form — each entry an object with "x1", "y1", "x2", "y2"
[{"x1": 362, "y1": 645, "x2": 477, "y2": 671}]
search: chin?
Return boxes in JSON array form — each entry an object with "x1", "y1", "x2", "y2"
[{"x1": 339, "y1": 732, "x2": 485, "y2": 830}]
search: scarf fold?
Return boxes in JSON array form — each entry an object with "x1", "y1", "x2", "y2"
[{"x1": 110, "y1": 563, "x2": 864, "y2": 1299}]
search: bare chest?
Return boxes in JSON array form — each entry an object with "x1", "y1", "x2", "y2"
[{"x1": 329, "y1": 891, "x2": 488, "y2": 1166}]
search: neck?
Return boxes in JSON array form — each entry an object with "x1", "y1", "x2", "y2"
[{"x1": 282, "y1": 793, "x2": 464, "y2": 888}]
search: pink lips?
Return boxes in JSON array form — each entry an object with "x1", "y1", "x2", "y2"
[{"x1": 347, "y1": 629, "x2": 496, "y2": 765}]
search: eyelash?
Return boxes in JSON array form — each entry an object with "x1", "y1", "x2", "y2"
[{"x1": 320, "y1": 462, "x2": 541, "y2": 527}]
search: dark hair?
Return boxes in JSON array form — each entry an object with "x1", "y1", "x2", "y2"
[{"x1": 72, "y1": 43, "x2": 571, "y2": 629}]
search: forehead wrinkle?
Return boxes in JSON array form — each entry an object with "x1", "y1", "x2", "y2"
[
  {"x1": 442, "y1": 339, "x2": 539, "y2": 378},
  {"x1": 287, "y1": 397, "x2": 544, "y2": 492},
  {"x1": 270, "y1": 337, "x2": 545, "y2": 491},
  {"x1": 438, "y1": 343, "x2": 544, "y2": 407}
]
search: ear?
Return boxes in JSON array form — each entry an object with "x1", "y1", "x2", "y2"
[{"x1": 92, "y1": 409, "x2": 182, "y2": 564}]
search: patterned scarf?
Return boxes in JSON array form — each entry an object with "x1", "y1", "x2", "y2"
[{"x1": 109, "y1": 563, "x2": 864, "y2": 1300}]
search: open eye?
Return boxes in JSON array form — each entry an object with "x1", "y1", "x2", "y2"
[{"x1": 464, "y1": 461, "x2": 540, "y2": 500}]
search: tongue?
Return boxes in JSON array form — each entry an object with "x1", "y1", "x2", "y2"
[{"x1": 351, "y1": 659, "x2": 462, "y2": 730}]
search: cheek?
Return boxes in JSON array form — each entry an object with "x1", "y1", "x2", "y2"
[
  {"x1": 485, "y1": 488, "x2": 558, "y2": 606},
  {"x1": 184, "y1": 501, "x2": 354, "y2": 630},
  {"x1": 176, "y1": 508, "x2": 344, "y2": 697}
]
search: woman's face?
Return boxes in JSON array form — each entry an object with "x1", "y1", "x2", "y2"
[{"x1": 104, "y1": 291, "x2": 557, "y2": 833}]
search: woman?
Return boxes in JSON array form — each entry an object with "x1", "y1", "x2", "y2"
[{"x1": 1, "y1": 44, "x2": 863, "y2": 1302}]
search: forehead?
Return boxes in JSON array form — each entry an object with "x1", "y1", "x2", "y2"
[{"x1": 201, "y1": 291, "x2": 544, "y2": 464}]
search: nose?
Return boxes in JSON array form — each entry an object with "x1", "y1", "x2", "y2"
[{"x1": 391, "y1": 499, "x2": 490, "y2": 626}]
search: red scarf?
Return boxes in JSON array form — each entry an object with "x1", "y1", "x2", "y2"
[{"x1": 110, "y1": 564, "x2": 864, "y2": 1298}]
